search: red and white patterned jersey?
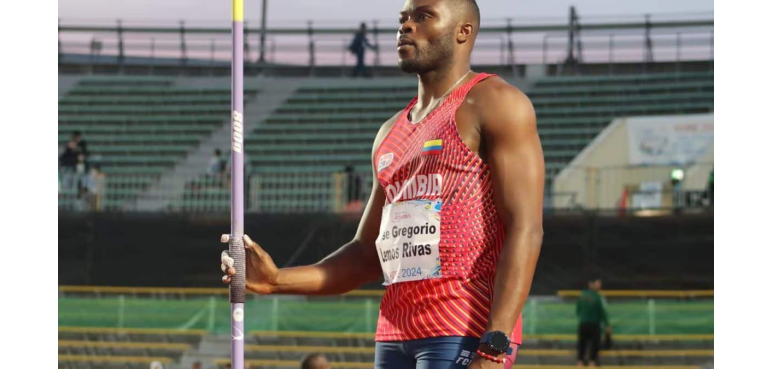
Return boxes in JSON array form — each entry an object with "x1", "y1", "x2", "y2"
[{"x1": 373, "y1": 73, "x2": 523, "y2": 344}]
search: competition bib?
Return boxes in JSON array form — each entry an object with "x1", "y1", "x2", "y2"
[{"x1": 376, "y1": 199, "x2": 442, "y2": 285}]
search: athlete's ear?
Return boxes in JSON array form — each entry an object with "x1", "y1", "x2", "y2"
[{"x1": 457, "y1": 22, "x2": 474, "y2": 44}]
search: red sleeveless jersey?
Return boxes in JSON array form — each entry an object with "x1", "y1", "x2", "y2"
[{"x1": 373, "y1": 73, "x2": 523, "y2": 343}]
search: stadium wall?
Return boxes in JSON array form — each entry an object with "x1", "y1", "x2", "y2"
[
  {"x1": 58, "y1": 212, "x2": 713, "y2": 294},
  {"x1": 553, "y1": 114, "x2": 714, "y2": 209}
]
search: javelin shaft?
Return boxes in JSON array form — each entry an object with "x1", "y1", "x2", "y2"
[{"x1": 230, "y1": 1, "x2": 246, "y2": 369}]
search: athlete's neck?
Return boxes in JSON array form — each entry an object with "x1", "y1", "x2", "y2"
[{"x1": 415, "y1": 62, "x2": 473, "y2": 110}]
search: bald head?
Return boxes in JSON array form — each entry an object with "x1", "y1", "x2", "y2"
[
  {"x1": 450, "y1": 0, "x2": 480, "y2": 30},
  {"x1": 301, "y1": 353, "x2": 331, "y2": 369}
]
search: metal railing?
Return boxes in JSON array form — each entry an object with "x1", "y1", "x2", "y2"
[
  {"x1": 58, "y1": 171, "x2": 374, "y2": 213},
  {"x1": 58, "y1": 14, "x2": 713, "y2": 68},
  {"x1": 58, "y1": 165, "x2": 713, "y2": 214},
  {"x1": 58, "y1": 286, "x2": 714, "y2": 336}
]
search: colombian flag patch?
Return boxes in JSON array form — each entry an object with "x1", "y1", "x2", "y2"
[{"x1": 422, "y1": 139, "x2": 443, "y2": 155}]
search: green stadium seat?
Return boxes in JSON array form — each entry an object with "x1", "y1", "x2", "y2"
[
  {"x1": 255, "y1": 123, "x2": 381, "y2": 133},
  {"x1": 59, "y1": 115, "x2": 227, "y2": 125},
  {"x1": 277, "y1": 101, "x2": 407, "y2": 114},
  {"x1": 99, "y1": 167, "x2": 169, "y2": 175},
  {"x1": 59, "y1": 95, "x2": 234, "y2": 105},
  {"x1": 58, "y1": 104, "x2": 231, "y2": 115},
  {"x1": 534, "y1": 71, "x2": 713, "y2": 87},
  {"x1": 247, "y1": 143, "x2": 373, "y2": 154},
  {"x1": 88, "y1": 145, "x2": 192, "y2": 155},
  {"x1": 528, "y1": 80, "x2": 713, "y2": 97},
  {"x1": 68, "y1": 85, "x2": 258, "y2": 96},
  {"x1": 90, "y1": 156, "x2": 179, "y2": 165},
  {"x1": 251, "y1": 153, "x2": 369, "y2": 163},
  {"x1": 531, "y1": 91, "x2": 713, "y2": 107},
  {"x1": 295, "y1": 84, "x2": 414, "y2": 93},
  {"x1": 250, "y1": 165, "x2": 372, "y2": 174},
  {"x1": 247, "y1": 132, "x2": 376, "y2": 145},
  {"x1": 287, "y1": 92, "x2": 415, "y2": 104},
  {"x1": 78, "y1": 76, "x2": 176, "y2": 86},
  {"x1": 59, "y1": 125, "x2": 215, "y2": 134},
  {"x1": 59, "y1": 134, "x2": 204, "y2": 144},
  {"x1": 266, "y1": 112, "x2": 394, "y2": 124}
]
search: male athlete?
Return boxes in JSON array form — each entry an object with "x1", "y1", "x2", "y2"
[{"x1": 221, "y1": 0, "x2": 544, "y2": 368}]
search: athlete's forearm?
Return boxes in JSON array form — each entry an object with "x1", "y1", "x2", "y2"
[
  {"x1": 270, "y1": 239, "x2": 381, "y2": 296},
  {"x1": 485, "y1": 224, "x2": 543, "y2": 334}
]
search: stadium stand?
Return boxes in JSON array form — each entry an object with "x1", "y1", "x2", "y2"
[
  {"x1": 169, "y1": 71, "x2": 713, "y2": 212},
  {"x1": 249, "y1": 71, "x2": 715, "y2": 183},
  {"x1": 58, "y1": 327, "x2": 205, "y2": 369},
  {"x1": 176, "y1": 81, "x2": 416, "y2": 213},
  {"x1": 247, "y1": 82, "x2": 415, "y2": 172},
  {"x1": 57, "y1": 77, "x2": 258, "y2": 210},
  {"x1": 528, "y1": 71, "x2": 714, "y2": 181},
  {"x1": 245, "y1": 82, "x2": 418, "y2": 212}
]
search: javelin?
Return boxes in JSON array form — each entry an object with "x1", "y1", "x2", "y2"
[{"x1": 229, "y1": 0, "x2": 246, "y2": 368}]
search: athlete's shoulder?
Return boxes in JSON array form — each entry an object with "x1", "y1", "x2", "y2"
[
  {"x1": 471, "y1": 75, "x2": 532, "y2": 111},
  {"x1": 371, "y1": 111, "x2": 403, "y2": 156},
  {"x1": 469, "y1": 74, "x2": 536, "y2": 128},
  {"x1": 380, "y1": 110, "x2": 402, "y2": 133}
]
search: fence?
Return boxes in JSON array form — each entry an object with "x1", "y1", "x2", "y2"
[
  {"x1": 58, "y1": 287, "x2": 714, "y2": 336},
  {"x1": 58, "y1": 14, "x2": 714, "y2": 68},
  {"x1": 58, "y1": 171, "x2": 374, "y2": 213},
  {"x1": 58, "y1": 165, "x2": 714, "y2": 213}
]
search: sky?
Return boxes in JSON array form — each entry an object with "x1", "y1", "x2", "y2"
[
  {"x1": 57, "y1": 0, "x2": 714, "y2": 65},
  {"x1": 59, "y1": 0, "x2": 714, "y2": 26}
]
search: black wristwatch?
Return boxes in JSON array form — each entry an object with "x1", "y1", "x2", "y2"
[{"x1": 480, "y1": 331, "x2": 511, "y2": 354}]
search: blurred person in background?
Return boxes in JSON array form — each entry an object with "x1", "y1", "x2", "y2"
[
  {"x1": 576, "y1": 277, "x2": 611, "y2": 367},
  {"x1": 62, "y1": 131, "x2": 89, "y2": 167},
  {"x1": 209, "y1": 148, "x2": 229, "y2": 188},
  {"x1": 149, "y1": 361, "x2": 164, "y2": 369},
  {"x1": 349, "y1": 22, "x2": 378, "y2": 78},
  {"x1": 60, "y1": 132, "x2": 86, "y2": 190},
  {"x1": 59, "y1": 140, "x2": 79, "y2": 190},
  {"x1": 191, "y1": 361, "x2": 202, "y2": 369},
  {"x1": 76, "y1": 164, "x2": 104, "y2": 211},
  {"x1": 209, "y1": 148, "x2": 227, "y2": 175},
  {"x1": 84, "y1": 165, "x2": 104, "y2": 194},
  {"x1": 72, "y1": 131, "x2": 88, "y2": 157},
  {"x1": 60, "y1": 139, "x2": 79, "y2": 171},
  {"x1": 76, "y1": 154, "x2": 87, "y2": 175},
  {"x1": 301, "y1": 353, "x2": 332, "y2": 369},
  {"x1": 75, "y1": 153, "x2": 90, "y2": 196}
]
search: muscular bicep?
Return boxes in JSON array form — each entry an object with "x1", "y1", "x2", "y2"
[
  {"x1": 481, "y1": 88, "x2": 545, "y2": 229},
  {"x1": 354, "y1": 174, "x2": 386, "y2": 248}
]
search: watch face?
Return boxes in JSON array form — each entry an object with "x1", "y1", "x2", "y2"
[{"x1": 488, "y1": 331, "x2": 510, "y2": 352}]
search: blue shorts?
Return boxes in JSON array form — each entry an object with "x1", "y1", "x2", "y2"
[{"x1": 375, "y1": 336, "x2": 519, "y2": 369}]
